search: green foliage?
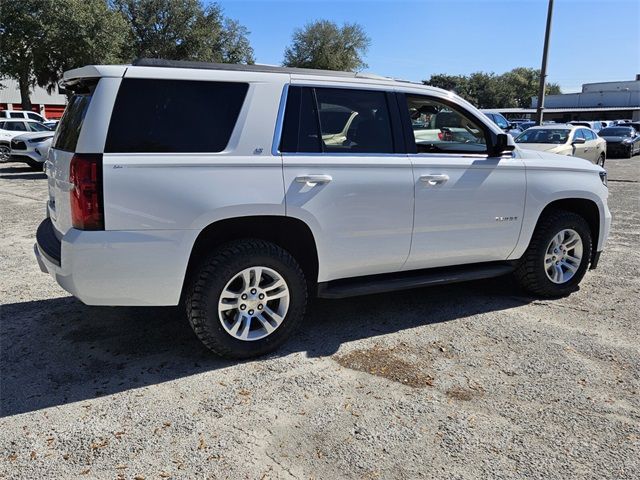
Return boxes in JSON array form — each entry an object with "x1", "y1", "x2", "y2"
[
  {"x1": 424, "y1": 67, "x2": 562, "y2": 108},
  {"x1": 112, "y1": 0, "x2": 254, "y2": 64},
  {"x1": 0, "y1": 0, "x2": 254, "y2": 107},
  {"x1": 283, "y1": 20, "x2": 370, "y2": 71},
  {"x1": 0, "y1": 0, "x2": 127, "y2": 108}
]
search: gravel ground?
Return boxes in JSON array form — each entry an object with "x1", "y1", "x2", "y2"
[{"x1": 1, "y1": 158, "x2": 639, "y2": 479}]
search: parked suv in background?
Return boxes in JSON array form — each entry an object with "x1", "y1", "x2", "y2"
[
  {"x1": 0, "y1": 119, "x2": 52, "y2": 161},
  {"x1": 0, "y1": 109, "x2": 47, "y2": 123},
  {"x1": 35, "y1": 59, "x2": 611, "y2": 358}
]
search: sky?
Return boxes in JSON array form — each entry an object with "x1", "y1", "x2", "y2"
[{"x1": 215, "y1": 0, "x2": 640, "y2": 92}]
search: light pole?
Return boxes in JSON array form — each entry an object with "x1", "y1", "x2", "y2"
[{"x1": 535, "y1": 0, "x2": 554, "y2": 125}]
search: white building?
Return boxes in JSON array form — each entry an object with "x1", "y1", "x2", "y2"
[
  {"x1": 528, "y1": 75, "x2": 640, "y2": 122},
  {"x1": 0, "y1": 78, "x2": 67, "y2": 119}
]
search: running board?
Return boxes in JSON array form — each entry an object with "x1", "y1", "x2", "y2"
[{"x1": 317, "y1": 262, "x2": 516, "y2": 299}]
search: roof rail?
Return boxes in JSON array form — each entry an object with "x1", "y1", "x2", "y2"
[{"x1": 132, "y1": 58, "x2": 389, "y2": 80}]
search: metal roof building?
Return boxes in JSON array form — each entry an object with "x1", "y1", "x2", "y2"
[
  {"x1": 0, "y1": 78, "x2": 68, "y2": 119},
  {"x1": 490, "y1": 75, "x2": 640, "y2": 122}
]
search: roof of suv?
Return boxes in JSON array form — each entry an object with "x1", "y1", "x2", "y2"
[{"x1": 62, "y1": 58, "x2": 442, "y2": 91}]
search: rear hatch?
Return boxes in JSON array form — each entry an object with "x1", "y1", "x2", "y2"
[{"x1": 47, "y1": 79, "x2": 99, "y2": 237}]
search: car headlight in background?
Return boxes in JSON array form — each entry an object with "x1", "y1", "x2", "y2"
[
  {"x1": 28, "y1": 137, "x2": 50, "y2": 144},
  {"x1": 599, "y1": 171, "x2": 608, "y2": 187}
]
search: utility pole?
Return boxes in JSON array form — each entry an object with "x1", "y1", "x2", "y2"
[{"x1": 535, "y1": 0, "x2": 554, "y2": 125}]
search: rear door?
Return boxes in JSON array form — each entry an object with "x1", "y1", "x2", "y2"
[{"x1": 281, "y1": 84, "x2": 414, "y2": 282}]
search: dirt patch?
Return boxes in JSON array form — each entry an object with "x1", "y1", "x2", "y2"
[
  {"x1": 446, "y1": 387, "x2": 482, "y2": 401},
  {"x1": 334, "y1": 345, "x2": 434, "y2": 388}
]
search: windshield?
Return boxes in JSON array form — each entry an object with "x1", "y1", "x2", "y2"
[
  {"x1": 515, "y1": 128, "x2": 571, "y2": 144},
  {"x1": 599, "y1": 127, "x2": 633, "y2": 137}
]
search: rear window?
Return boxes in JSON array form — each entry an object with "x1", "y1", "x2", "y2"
[
  {"x1": 105, "y1": 79, "x2": 248, "y2": 153},
  {"x1": 53, "y1": 82, "x2": 96, "y2": 152}
]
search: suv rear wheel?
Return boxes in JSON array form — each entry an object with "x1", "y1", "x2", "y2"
[
  {"x1": 185, "y1": 239, "x2": 307, "y2": 358},
  {"x1": 515, "y1": 210, "x2": 592, "y2": 297}
]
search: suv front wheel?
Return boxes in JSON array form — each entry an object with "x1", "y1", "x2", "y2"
[
  {"x1": 515, "y1": 210, "x2": 592, "y2": 297},
  {"x1": 185, "y1": 239, "x2": 307, "y2": 358}
]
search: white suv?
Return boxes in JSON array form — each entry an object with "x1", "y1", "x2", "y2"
[
  {"x1": 35, "y1": 59, "x2": 611, "y2": 358},
  {"x1": 0, "y1": 109, "x2": 47, "y2": 122}
]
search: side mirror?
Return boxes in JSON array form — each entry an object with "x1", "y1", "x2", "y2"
[
  {"x1": 572, "y1": 137, "x2": 586, "y2": 145},
  {"x1": 491, "y1": 133, "x2": 515, "y2": 156}
]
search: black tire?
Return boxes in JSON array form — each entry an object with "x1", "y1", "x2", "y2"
[
  {"x1": 628, "y1": 146, "x2": 634, "y2": 159},
  {"x1": 515, "y1": 210, "x2": 592, "y2": 298},
  {"x1": 185, "y1": 239, "x2": 307, "y2": 358},
  {"x1": 597, "y1": 153, "x2": 605, "y2": 167}
]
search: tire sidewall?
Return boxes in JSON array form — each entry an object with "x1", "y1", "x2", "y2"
[
  {"x1": 531, "y1": 214, "x2": 592, "y2": 295},
  {"x1": 195, "y1": 247, "x2": 307, "y2": 358}
]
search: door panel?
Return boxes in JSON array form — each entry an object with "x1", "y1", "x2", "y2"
[
  {"x1": 284, "y1": 156, "x2": 414, "y2": 282},
  {"x1": 399, "y1": 92, "x2": 525, "y2": 270},
  {"x1": 406, "y1": 155, "x2": 525, "y2": 269}
]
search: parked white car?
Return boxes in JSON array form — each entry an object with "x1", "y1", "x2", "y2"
[
  {"x1": 0, "y1": 119, "x2": 52, "y2": 161},
  {"x1": 10, "y1": 130, "x2": 55, "y2": 170},
  {"x1": 514, "y1": 124, "x2": 607, "y2": 166},
  {"x1": 35, "y1": 60, "x2": 611, "y2": 358},
  {"x1": 0, "y1": 109, "x2": 47, "y2": 123}
]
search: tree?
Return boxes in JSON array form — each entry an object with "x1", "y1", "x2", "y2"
[
  {"x1": 423, "y1": 67, "x2": 562, "y2": 108},
  {"x1": 0, "y1": 0, "x2": 127, "y2": 109},
  {"x1": 112, "y1": 0, "x2": 254, "y2": 64},
  {"x1": 283, "y1": 20, "x2": 370, "y2": 71}
]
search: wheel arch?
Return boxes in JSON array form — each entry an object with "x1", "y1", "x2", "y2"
[
  {"x1": 181, "y1": 215, "x2": 319, "y2": 298},
  {"x1": 521, "y1": 198, "x2": 601, "y2": 263}
]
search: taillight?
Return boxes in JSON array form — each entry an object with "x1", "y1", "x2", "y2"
[{"x1": 69, "y1": 154, "x2": 104, "y2": 230}]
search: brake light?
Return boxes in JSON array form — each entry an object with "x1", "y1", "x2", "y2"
[{"x1": 69, "y1": 154, "x2": 104, "y2": 230}]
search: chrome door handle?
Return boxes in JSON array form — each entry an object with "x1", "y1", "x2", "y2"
[
  {"x1": 420, "y1": 174, "x2": 449, "y2": 186},
  {"x1": 295, "y1": 174, "x2": 332, "y2": 186}
]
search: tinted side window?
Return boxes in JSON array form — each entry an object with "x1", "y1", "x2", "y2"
[
  {"x1": 315, "y1": 88, "x2": 394, "y2": 154},
  {"x1": 280, "y1": 86, "x2": 321, "y2": 153},
  {"x1": 573, "y1": 129, "x2": 585, "y2": 140},
  {"x1": 405, "y1": 95, "x2": 487, "y2": 154},
  {"x1": 27, "y1": 112, "x2": 42, "y2": 121},
  {"x1": 9, "y1": 112, "x2": 23, "y2": 118},
  {"x1": 106, "y1": 79, "x2": 248, "y2": 153},
  {"x1": 53, "y1": 83, "x2": 96, "y2": 152}
]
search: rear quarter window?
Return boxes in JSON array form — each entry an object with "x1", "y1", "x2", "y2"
[
  {"x1": 105, "y1": 79, "x2": 248, "y2": 153},
  {"x1": 53, "y1": 82, "x2": 96, "y2": 152}
]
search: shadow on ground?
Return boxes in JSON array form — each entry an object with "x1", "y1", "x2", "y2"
[
  {"x1": 0, "y1": 164, "x2": 45, "y2": 180},
  {"x1": 0, "y1": 278, "x2": 531, "y2": 417}
]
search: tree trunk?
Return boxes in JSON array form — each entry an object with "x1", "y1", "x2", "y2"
[{"x1": 18, "y1": 76, "x2": 32, "y2": 111}]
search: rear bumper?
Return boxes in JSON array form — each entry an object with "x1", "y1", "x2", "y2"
[{"x1": 34, "y1": 217, "x2": 199, "y2": 306}]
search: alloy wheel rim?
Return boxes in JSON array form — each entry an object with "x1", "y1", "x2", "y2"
[
  {"x1": 218, "y1": 266, "x2": 289, "y2": 341},
  {"x1": 0, "y1": 145, "x2": 9, "y2": 161},
  {"x1": 544, "y1": 229, "x2": 583, "y2": 284}
]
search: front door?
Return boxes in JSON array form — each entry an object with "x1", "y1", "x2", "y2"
[{"x1": 399, "y1": 93, "x2": 526, "y2": 270}]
